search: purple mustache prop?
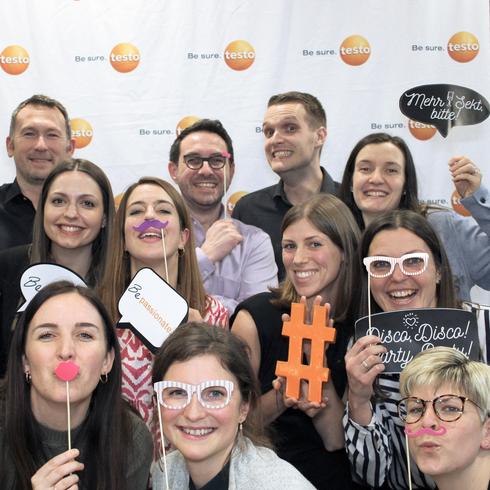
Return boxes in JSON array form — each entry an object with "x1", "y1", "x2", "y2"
[
  {"x1": 132, "y1": 219, "x2": 168, "y2": 233},
  {"x1": 404, "y1": 426, "x2": 447, "y2": 438}
]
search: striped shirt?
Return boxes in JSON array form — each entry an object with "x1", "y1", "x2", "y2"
[{"x1": 343, "y1": 373, "x2": 435, "y2": 489}]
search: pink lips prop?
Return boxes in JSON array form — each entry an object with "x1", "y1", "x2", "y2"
[
  {"x1": 55, "y1": 361, "x2": 80, "y2": 382},
  {"x1": 132, "y1": 219, "x2": 168, "y2": 232},
  {"x1": 404, "y1": 426, "x2": 447, "y2": 438}
]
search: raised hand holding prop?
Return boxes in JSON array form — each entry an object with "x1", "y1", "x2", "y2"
[{"x1": 55, "y1": 360, "x2": 80, "y2": 450}]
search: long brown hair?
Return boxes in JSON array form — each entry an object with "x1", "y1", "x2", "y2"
[
  {"x1": 100, "y1": 177, "x2": 207, "y2": 322},
  {"x1": 30, "y1": 158, "x2": 115, "y2": 287},
  {"x1": 272, "y1": 193, "x2": 361, "y2": 323}
]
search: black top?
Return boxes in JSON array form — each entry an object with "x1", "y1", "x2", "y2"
[
  {"x1": 232, "y1": 167, "x2": 339, "y2": 281},
  {"x1": 231, "y1": 292, "x2": 353, "y2": 490},
  {"x1": 189, "y1": 460, "x2": 230, "y2": 490},
  {"x1": 0, "y1": 245, "x2": 30, "y2": 378},
  {"x1": 0, "y1": 180, "x2": 36, "y2": 252}
]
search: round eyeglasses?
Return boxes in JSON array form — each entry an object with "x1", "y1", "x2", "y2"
[
  {"x1": 183, "y1": 152, "x2": 231, "y2": 170},
  {"x1": 153, "y1": 379, "x2": 234, "y2": 410},
  {"x1": 397, "y1": 394, "x2": 482, "y2": 424},
  {"x1": 363, "y1": 252, "x2": 429, "y2": 278}
]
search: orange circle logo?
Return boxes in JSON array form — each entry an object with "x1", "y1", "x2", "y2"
[
  {"x1": 110, "y1": 43, "x2": 140, "y2": 73},
  {"x1": 339, "y1": 35, "x2": 371, "y2": 66},
  {"x1": 451, "y1": 190, "x2": 471, "y2": 217},
  {"x1": 176, "y1": 115, "x2": 201, "y2": 135},
  {"x1": 408, "y1": 119, "x2": 437, "y2": 141},
  {"x1": 447, "y1": 32, "x2": 479, "y2": 63},
  {"x1": 70, "y1": 118, "x2": 93, "y2": 149},
  {"x1": 224, "y1": 40, "x2": 255, "y2": 71},
  {"x1": 0, "y1": 45, "x2": 30, "y2": 75},
  {"x1": 227, "y1": 191, "x2": 248, "y2": 214}
]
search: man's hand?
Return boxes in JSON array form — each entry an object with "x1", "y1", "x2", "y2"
[
  {"x1": 200, "y1": 219, "x2": 243, "y2": 263},
  {"x1": 449, "y1": 156, "x2": 482, "y2": 199}
]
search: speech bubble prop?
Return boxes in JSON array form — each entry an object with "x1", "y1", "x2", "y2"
[
  {"x1": 275, "y1": 303, "x2": 336, "y2": 403},
  {"x1": 399, "y1": 84, "x2": 490, "y2": 137},
  {"x1": 55, "y1": 361, "x2": 79, "y2": 382},
  {"x1": 355, "y1": 308, "x2": 479, "y2": 373},
  {"x1": 118, "y1": 268, "x2": 189, "y2": 352},
  {"x1": 18, "y1": 263, "x2": 87, "y2": 312}
]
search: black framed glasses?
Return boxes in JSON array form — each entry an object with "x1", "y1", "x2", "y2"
[
  {"x1": 154, "y1": 379, "x2": 234, "y2": 410},
  {"x1": 363, "y1": 252, "x2": 429, "y2": 278},
  {"x1": 183, "y1": 152, "x2": 231, "y2": 170},
  {"x1": 397, "y1": 394, "x2": 482, "y2": 423}
]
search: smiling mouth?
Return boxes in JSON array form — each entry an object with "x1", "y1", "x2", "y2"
[
  {"x1": 294, "y1": 270, "x2": 316, "y2": 279},
  {"x1": 364, "y1": 190, "x2": 388, "y2": 197},
  {"x1": 59, "y1": 225, "x2": 84, "y2": 233},
  {"x1": 139, "y1": 231, "x2": 162, "y2": 239},
  {"x1": 180, "y1": 427, "x2": 216, "y2": 437},
  {"x1": 272, "y1": 150, "x2": 293, "y2": 159},
  {"x1": 194, "y1": 182, "x2": 217, "y2": 188},
  {"x1": 388, "y1": 289, "x2": 417, "y2": 300}
]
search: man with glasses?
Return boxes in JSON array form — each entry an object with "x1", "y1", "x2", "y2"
[
  {"x1": 168, "y1": 119, "x2": 277, "y2": 315},
  {"x1": 0, "y1": 94, "x2": 75, "y2": 251}
]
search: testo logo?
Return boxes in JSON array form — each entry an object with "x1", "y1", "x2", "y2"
[
  {"x1": 176, "y1": 115, "x2": 201, "y2": 135},
  {"x1": 224, "y1": 40, "x2": 255, "y2": 71},
  {"x1": 447, "y1": 32, "x2": 479, "y2": 63},
  {"x1": 408, "y1": 119, "x2": 436, "y2": 141},
  {"x1": 70, "y1": 118, "x2": 93, "y2": 149},
  {"x1": 0, "y1": 45, "x2": 30, "y2": 75},
  {"x1": 339, "y1": 35, "x2": 370, "y2": 66},
  {"x1": 110, "y1": 43, "x2": 140, "y2": 73}
]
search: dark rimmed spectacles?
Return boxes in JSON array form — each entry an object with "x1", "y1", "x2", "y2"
[
  {"x1": 183, "y1": 152, "x2": 231, "y2": 170},
  {"x1": 397, "y1": 394, "x2": 483, "y2": 424},
  {"x1": 363, "y1": 252, "x2": 429, "y2": 278}
]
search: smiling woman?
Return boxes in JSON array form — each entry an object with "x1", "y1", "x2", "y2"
[
  {"x1": 151, "y1": 322, "x2": 315, "y2": 489},
  {"x1": 0, "y1": 158, "x2": 115, "y2": 378},
  {"x1": 0, "y1": 281, "x2": 152, "y2": 490},
  {"x1": 231, "y1": 193, "x2": 360, "y2": 489}
]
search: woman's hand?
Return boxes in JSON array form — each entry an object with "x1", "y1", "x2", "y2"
[
  {"x1": 273, "y1": 376, "x2": 328, "y2": 418},
  {"x1": 345, "y1": 335, "x2": 386, "y2": 425},
  {"x1": 31, "y1": 448, "x2": 84, "y2": 490},
  {"x1": 449, "y1": 155, "x2": 482, "y2": 198}
]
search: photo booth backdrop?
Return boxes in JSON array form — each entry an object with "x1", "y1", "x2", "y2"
[{"x1": 1, "y1": 0, "x2": 489, "y2": 302}]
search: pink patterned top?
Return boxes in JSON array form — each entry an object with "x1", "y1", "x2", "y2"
[{"x1": 118, "y1": 295, "x2": 228, "y2": 426}]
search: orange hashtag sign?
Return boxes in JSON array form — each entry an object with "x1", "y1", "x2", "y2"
[{"x1": 275, "y1": 302, "x2": 336, "y2": 403}]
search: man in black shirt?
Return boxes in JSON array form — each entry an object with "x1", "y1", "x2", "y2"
[
  {"x1": 232, "y1": 91, "x2": 339, "y2": 280},
  {"x1": 0, "y1": 94, "x2": 74, "y2": 250}
]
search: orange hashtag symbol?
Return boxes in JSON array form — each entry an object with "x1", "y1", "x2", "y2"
[{"x1": 275, "y1": 302, "x2": 336, "y2": 403}]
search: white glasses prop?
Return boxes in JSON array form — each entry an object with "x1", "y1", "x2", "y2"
[
  {"x1": 154, "y1": 380, "x2": 234, "y2": 410},
  {"x1": 363, "y1": 252, "x2": 429, "y2": 278}
]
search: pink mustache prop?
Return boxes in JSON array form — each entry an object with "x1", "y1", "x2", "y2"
[
  {"x1": 404, "y1": 426, "x2": 447, "y2": 438},
  {"x1": 132, "y1": 219, "x2": 168, "y2": 232}
]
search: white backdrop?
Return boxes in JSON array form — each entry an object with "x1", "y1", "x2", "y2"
[{"x1": 1, "y1": 0, "x2": 489, "y2": 301}]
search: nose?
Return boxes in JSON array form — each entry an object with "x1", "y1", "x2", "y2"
[
  {"x1": 144, "y1": 206, "x2": 156, "y2": 220},
  {"x1": 196, "y1": 160, "x2": 214, "y2": 176},
  {"x1": 391, "y1": 263, "x2": 406, "y2": 282},
  {"x1": 63, "y1": 201, "x2": 78, "y2": 219},
  {"x1": 57, "y1": 335, "x2": 75, "y2": 361},
  {"x1": 34, "y1": 134, "x2": 49, "y2": 151},
  {"x1": 368, "y1": 167, "x2": 384, "y2": 184},
  {"x1": 292, "y1": 245, "x2": 308, "y2": 265},
  {"x1": 183, "y1": 393, "x2": 206, "y2": 421},
  {"x1": 420, "y1": 402, "x2": 439, "y2": 428}
]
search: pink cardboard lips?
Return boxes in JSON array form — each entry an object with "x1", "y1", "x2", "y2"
[{"x1": 55, "y1": 361, "x2": 80, "y2": 382}]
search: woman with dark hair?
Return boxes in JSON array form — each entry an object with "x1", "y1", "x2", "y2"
[
  {"x1": 344, "y1": 210, "x2": 460, "y2": 489},
  {"x1": 101, "y1": 177, "x2": 227, "y2": 426},
  {"x1": 0, "y1": 281, "x2": 152, "y2": 489},
  {"x1": 0, "y1": 158, "x2": 115, "y2": 377},
  {"x1": 338, "y1": 132, "x2": 490, "y2": 301},
  {"x1": 231, "y1": 194, "x2": 360, "y2": 489},
  {"x1": 151, "y1": 322, "x2": 314, "y2": 489}
]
